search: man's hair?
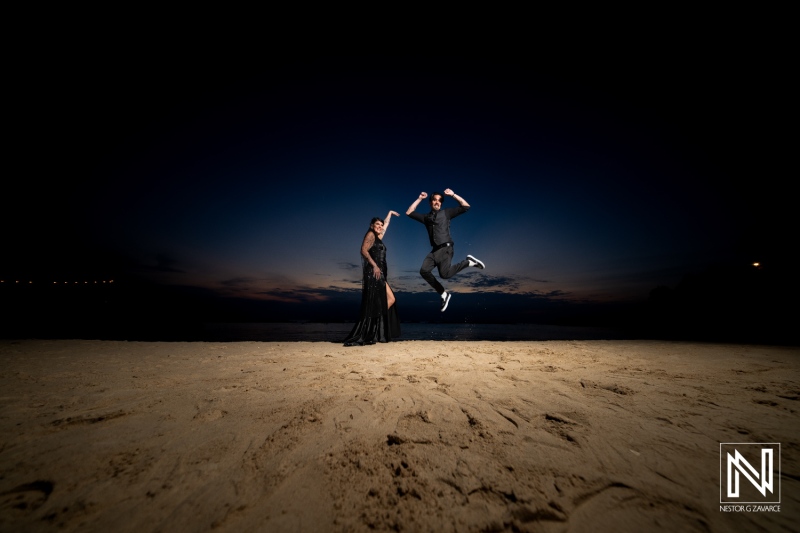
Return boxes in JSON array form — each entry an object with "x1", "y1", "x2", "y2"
[{"x1": 429, "y1": 192, "x2": 444, "y2": 204}]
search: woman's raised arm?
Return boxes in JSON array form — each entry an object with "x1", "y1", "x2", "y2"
[{"x1": 380, "y1": 210, "x2": 400, "y2": 238}]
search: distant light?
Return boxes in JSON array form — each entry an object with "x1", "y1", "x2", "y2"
[{"x1": 753, "y1": 262, "x2": 760, "y2": 267}]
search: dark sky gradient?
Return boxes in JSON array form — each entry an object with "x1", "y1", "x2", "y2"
[{"x1": 5, "y1": 46, "x2": 792, "y2": 330}]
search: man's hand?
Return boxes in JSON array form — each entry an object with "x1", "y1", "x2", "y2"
[
  {"x1": 445, "y1": 188, "x2": 469, "y2": 207},
  {"x1": 407, "y1": 192, "x2": 428, "y2": 215}
]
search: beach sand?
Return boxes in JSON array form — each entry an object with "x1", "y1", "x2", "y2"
[{"x1": 1, "y1": 339, "x2": 797, "y2": 532}]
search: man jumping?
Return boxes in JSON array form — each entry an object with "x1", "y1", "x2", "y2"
[{"x1": 406, "y1": 188, "x2": 485, "y2": 312}]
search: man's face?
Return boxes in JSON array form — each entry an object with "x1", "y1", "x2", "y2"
[{"x1": 430, "y1": 195, "x2": 443, "y2": 211}]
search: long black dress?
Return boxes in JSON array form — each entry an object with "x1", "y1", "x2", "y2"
[{"x1": 343, "y1": 233, "x2": 401, "y2": 346}]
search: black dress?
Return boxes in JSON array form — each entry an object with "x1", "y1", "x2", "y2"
[{"x1": 343, "y1": 233, "x2": 401, "y2": 346}]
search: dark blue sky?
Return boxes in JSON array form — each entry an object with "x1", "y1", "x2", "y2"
[{"x1": 6, "y1": 47, "x2": 791, "y2": 324}]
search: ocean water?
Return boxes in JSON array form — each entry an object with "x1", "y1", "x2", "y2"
[{"x1": 200, "y1": 322, "x2": 629, "y2": 343}]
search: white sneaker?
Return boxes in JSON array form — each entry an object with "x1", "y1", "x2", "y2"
[
  {"x1": 467, "y1": 255, "x2": 485, "y2": 269},
  {"x1": 440, "y1": 291, "x2": 451, "y2": 312}
]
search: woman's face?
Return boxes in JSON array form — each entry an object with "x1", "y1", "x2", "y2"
[{"x1": 371, "y1": 220, "x2": 384, "y2": 233}]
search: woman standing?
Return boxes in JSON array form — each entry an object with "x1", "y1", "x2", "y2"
[{"x1": 343, "y1": 211, "x2": 401, "y2": 346}]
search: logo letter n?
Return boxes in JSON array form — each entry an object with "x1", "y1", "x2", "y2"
[{"x1": 727, "y1": 449, "x2": 773, "y2": 498}]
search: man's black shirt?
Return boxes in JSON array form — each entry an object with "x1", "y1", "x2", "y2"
[{"x1": 408, "y1": 205, "x2": 469, "y2": 247}]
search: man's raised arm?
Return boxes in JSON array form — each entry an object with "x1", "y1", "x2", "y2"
[
  {"x1": 444, "y1": 188, "x2": 470, "y2": 208},
  {"x1": 406, "y1": 192, "x2": 428, "y2": 215}
]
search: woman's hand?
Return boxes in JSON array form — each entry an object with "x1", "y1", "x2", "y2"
[
  {"x1": 388, "y1": 210, "x2": 400, "y2": 217},
  {"x1": 372, "y1": 265, "x2": 382, "y2": 279}
]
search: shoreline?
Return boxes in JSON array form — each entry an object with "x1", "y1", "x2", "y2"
[{"x1": 2, "y1": 320, "x2": 794, "y2": 346}]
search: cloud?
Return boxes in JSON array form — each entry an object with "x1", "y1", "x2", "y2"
[
  {"x1": 458, "y1": 272, "x2": 521, "y2": 291},
  {"x1": 137, "y1": 253, "x2": 186, "y2": 274},
  {"x1": 524, "y1": 289, "x2": 570, "y2": 298},
  {"x1": 220, "y1": 276, "x2": 257, "y2": 286},
  {"x1": 252, "y1": 289, "x2": 324, "y2": 303},
  {"x1": 251, "y1": 286, "x2": 363, "y2": 304},
  {"x1": 363, "y1": 270, "x2": 569, "y2": 297}
]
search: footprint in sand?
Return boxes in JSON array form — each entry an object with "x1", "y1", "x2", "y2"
[
  {"x1": 193, "y1": 409, "x2": 227, "y2": 422},
  {"x1": 51, "y1": 410, "x2": 128, "y2": 427},
  {"x1": 0, "y1": 480, "x2": 54, "y2": 514},
  {"x1": 543, "y1": 413, "x2": 582, "y2": 446},
  {"x1": 332, "y1": 405, "x2": 365, "y2": 433},
  {"x1": 568, "y1": 483, "x2": 707, "y2": 532}
]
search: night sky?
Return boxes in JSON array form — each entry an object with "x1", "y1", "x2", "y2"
[{"x1": 4, "y1": 45, "x2": 793, "y2": 338}]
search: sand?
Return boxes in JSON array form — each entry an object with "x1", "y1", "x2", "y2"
[{"x1": 0, "y1": 339, "x2": 797, "y2": 532}]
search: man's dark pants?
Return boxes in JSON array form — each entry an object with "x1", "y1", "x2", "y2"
[{"x1": 420, "y1": 244, "x2": 470, "y2": 295}]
